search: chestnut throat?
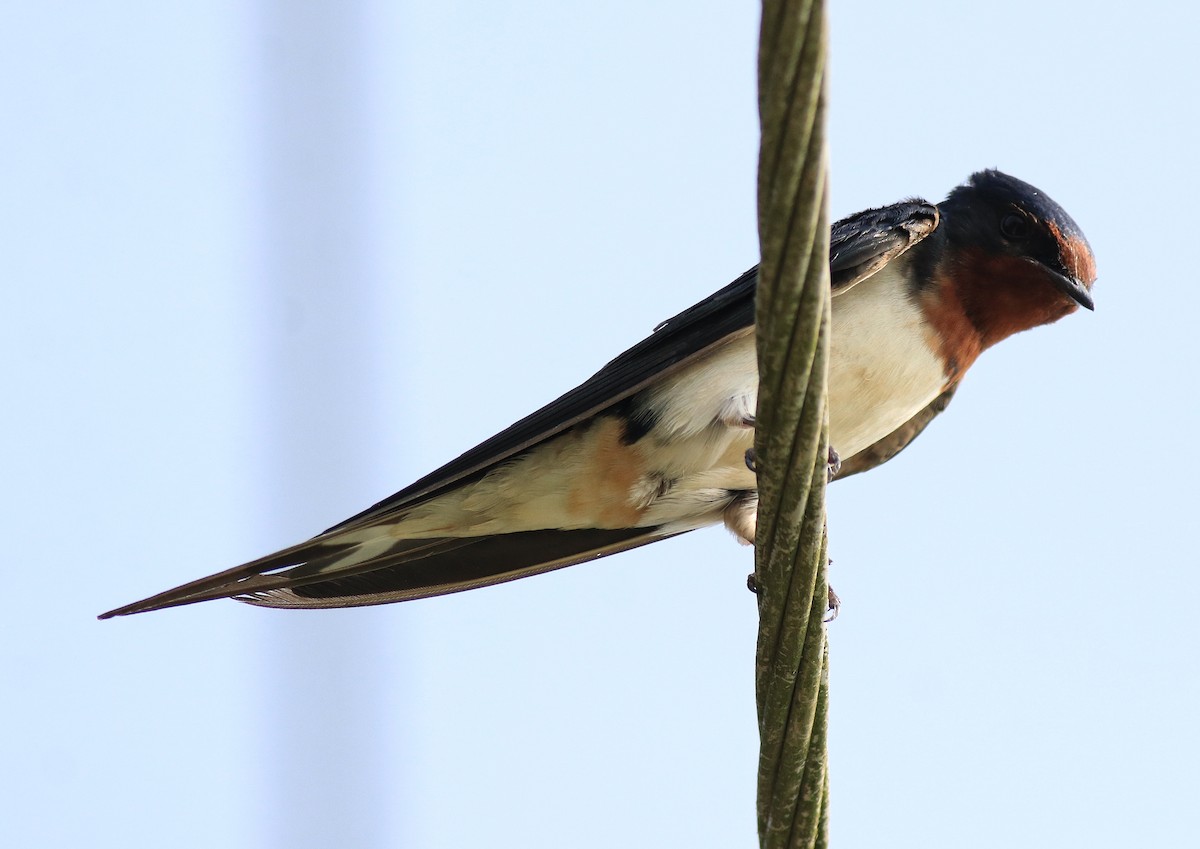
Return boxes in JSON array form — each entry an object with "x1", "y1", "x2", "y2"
[{"x1": 920, "y1": 247, "x2": 1077, "y2": 381}]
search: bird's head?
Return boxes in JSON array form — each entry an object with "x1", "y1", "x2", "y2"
[{"x1": 935, "y1": 170, "x2": 1097, "y2": 349}]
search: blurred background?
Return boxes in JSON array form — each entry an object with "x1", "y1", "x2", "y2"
[{"x1": 4, "y1": 1, "x2": 1197, "y2": 847}]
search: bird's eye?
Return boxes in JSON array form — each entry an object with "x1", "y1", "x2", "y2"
[{"x1": 1000, "y1": 213, "x2": 1032, "y2": 241}]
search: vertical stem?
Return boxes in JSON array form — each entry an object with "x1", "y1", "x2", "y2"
[{"x1": 753, "y1": 0, "x2": 831, "y2": 847}]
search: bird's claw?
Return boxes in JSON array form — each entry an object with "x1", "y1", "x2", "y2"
[
  {"x1": 827, "y1": 446, "x2": 842, "y2": 481},
  {"x1": 825, "y1": 585, "x2": 840, "y2": 622},
  {"x1": 747, "y1": 574, "x2": 839, "y2": 621},
  {"x1": 748, "y1": 444, "x2": 835, "y2": 480}
]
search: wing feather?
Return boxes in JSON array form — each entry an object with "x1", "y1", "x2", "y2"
[
  {"x1": 100, "y1": 200, "x2": 946, "y2": 617},
  {"x1": 328, "y1": 266, "x2": 760, "y2": 531},
  {"x1": 829, "y1": 201, "x2": 939, "y2": 293}
]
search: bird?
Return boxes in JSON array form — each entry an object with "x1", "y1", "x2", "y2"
[{"x1": 99, "y1": 169, "x2": 1096, "y2": 619}]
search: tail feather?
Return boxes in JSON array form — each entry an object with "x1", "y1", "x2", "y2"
[
  {"x1": 243, "y1": 527, "x2": 670, "y2": 609},
  {"x1": 98, "y1": 526, "x2": 666, "y2": 618},
  {"x1": 96, "y1": 537, "x2": 359, "y2": 619}
]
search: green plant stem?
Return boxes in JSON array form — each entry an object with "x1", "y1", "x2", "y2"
[{"x1": 753, "y1": 0, "x2": 831, "y2": 846}]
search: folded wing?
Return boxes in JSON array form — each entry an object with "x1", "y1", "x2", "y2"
[{"x1": 100, "y1": 200, "x2": 948, "y2": 617}]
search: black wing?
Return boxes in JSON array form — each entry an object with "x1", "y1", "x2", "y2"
[
  {"x1": 98, "y1": 200, "x2": 943, "y2": 618},
  {"x1": 328, "y1": 266, "x2": 761, "y2": 531},
  {"x1": 829, "y1": 201, "x2": 939, "y2": 293},
  {"x1": 331, "y1": 199, "x2": 940, "y2": 528},
  {"x1": 98, "y1": 271, "x2": 759, "y2": 618}
]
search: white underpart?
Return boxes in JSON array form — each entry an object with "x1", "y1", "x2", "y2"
[
  {"x1": 330, "y1": 269, "x2": 948, "y2": 551},
  {"x1": 638, "y1": 265, "x2": 950, "y2": 461},
  {"x1": 385, "y1": 331, "x2": 761, "y2": 540},
  {"x1": 637, "y1": 327, "x2": 759, "y2": 438},
  {"x1": 828, "y1": 264, "x2": 949, "y2": 458},
  {"x1": 641, "y1": 265, "x2": 949, "y2": 537}
]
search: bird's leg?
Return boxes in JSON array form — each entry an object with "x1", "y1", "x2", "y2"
[
  {"x1": 741, "y1": 413, "x2": 760, "y2": 592},
  {"x1": 825, "y1": 583, "x2": 840, "y2": 622},
  {"x1": 742, "y1": 422, "x2": 836, "y2": 481},
  {"x1": 748, "y1": 568, "x2": 839, "y2": 621},
  {"x1": 738, "y1": 413, "x2": 759, "y2": 473},
  {"x1": 827, "y1": 445, "x2": 842, "y2": 481},
  {"x1": 750, "y1": 448, "x2": 836, "y2": 477}
]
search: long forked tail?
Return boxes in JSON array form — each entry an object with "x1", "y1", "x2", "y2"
[{"x1": 97, "y1": 526, "x2": 666, "y2": 618}]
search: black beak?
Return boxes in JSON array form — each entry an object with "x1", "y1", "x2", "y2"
[{"x1": 1035, "y1": 261, "x2": 1095, "y2": 311}]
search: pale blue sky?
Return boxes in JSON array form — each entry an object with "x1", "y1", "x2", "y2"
[{"x1": 4, "y1": 2, "x2": 1198, "y2": 847}]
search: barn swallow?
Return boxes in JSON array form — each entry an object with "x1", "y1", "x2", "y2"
[{"x1": 100, "y1": 169, "x2": 1096, "y2": 618}]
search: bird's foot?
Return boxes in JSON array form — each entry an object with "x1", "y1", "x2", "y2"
[
  {"x1": 825, "y1": 585, "x2": 840, "y2": 622},
  {"x1": 749, "y1": 443, "x2": 837, "y2": 480},
  {"x1": 827, "y1": 446, "x2": 842, "y2": 481},
  {"x1": 746, "y1": 574, "x2": 839, "y2": 622}
]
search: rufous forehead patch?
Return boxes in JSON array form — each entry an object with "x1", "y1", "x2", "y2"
[{"x1": 1047, "y1": 220, "x2": 1098, "y2": 284}]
